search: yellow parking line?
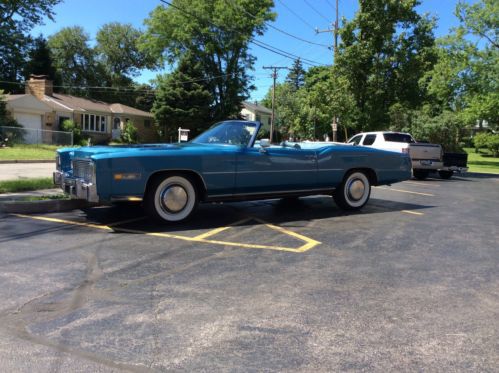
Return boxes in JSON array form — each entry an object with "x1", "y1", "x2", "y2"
[
  {"x1": 252, "y1": 217, "x2": 321, "y2": 252},
  {"x1": 13, "y1": 214, "x2": 321, "y2": 253},
  {"x1": 401, "y1": 210, "x2": 424, "y2": 216},
  {"x1": 192, "y1": 217, "x2": 251, "y2": 239},
  {"x1": 375, "y1": 187, "x2": 434, "y2": 197},
  {"x1": 14, "y1": 214, "x2": 114, "y2": 231}
]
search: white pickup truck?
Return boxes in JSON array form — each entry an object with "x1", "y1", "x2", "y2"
[{"x1": 347, "y1": 131, "x2": 444, "y2": 180}]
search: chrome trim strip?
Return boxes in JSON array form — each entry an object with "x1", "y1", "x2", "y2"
[
  {"x1": 208, "y1": 187, "x2": 335, "y2": 199},
  {"x1": 111, "y1": 196, "x2": 143, "y2": 202}
]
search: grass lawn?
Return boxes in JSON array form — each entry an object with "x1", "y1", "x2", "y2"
[
  {"x1": 0, "y1": 144, "x2": 65, "y2": 160},
  {"x1": 0, "y1": 178, "x2": 55, "y2": 193},
  {"x1": 464, "y1": 148, "x2": 499, "y2": 174}
]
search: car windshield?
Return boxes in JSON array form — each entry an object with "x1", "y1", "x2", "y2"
[{"x1": 192, "y1": 121, "x2": 257, "y2": 146}]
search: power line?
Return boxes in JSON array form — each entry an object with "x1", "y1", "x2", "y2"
[
  {"x1": 303, "y1": 0, "x2": 331, "y2": 23},
  {"x1": 158, "y1": 0, "x2": 324, "y2": 66},
  {"x1": 263, "y1": 66, "x2": 289, "y2": 143},
  {"x1": 225, "y1": 0, "x2": 331, "y2": 49},
  {"x1": 251, "y1": 40, "x2": 321, "y2": 66},
  {"x1": 277, "y1": 0, "x2": 316, "y2": 32}
]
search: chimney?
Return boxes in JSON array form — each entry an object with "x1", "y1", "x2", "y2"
[{"x1": 26, "y1": 74, "x2": 53, "y2": 99}]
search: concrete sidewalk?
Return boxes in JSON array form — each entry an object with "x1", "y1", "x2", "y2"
[{"x1": 0, "y1": 162, "x2": 55, "y2": 181}]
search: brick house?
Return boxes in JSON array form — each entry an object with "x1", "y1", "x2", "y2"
[{"x1": 5, "y1": 75, "x2": 156, "y2": 144}]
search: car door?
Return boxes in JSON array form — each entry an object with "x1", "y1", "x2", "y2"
[{"x1": 234, "y1": 145, "x2": 318, "y2": 195}]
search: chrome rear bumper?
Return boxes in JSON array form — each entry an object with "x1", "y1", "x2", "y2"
[{"x1": 53, "y1": 171, "x2": 99, "y2": 203}]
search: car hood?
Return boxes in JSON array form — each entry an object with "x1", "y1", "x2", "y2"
[{"x1": 66, "y1": 143, "x2": 189, "y2": 160}]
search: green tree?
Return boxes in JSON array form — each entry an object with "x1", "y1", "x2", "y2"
[
  {"x1": 140, "y1": 0, "x2": 275, "y2": 120},
  {"x1": 153, "y1": 55, "x2": 213, "y2": 139},
  {"x1": 285, "y1": 58, "x2": 306, "y2": 91},
  {"x1": 24, "y1": 35, "x2": 57, "y2": 81},
  {"x1": 96, "y1": 22, "x2": 156, "y2": 82},
  {"x1": 337, "y1": 0, "x2": 437, "y2": 131},
  {"x1": 0, "y1": 0, "x2": 61, "y2": 91},
  {"x1": 48, "y1": 26, "x2": 104, "y2": 91}
]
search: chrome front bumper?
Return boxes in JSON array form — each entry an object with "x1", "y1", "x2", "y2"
[{"x1": 53, "y1": 171, "x2": 99, "y2": 203}]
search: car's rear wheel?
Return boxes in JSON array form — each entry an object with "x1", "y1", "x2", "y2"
[
  {"x1": 333, "y1": 171, "x2": 371, "y2": 210},
  {"x1": 413, "y1": 169, "x2": 430, "y2": 180},
  {"x1": 145, "y1": 175, "x2": 198, "y2": 223},
  {"x1": 438, "y1": 170, "x2": 453, "y2": 179}
]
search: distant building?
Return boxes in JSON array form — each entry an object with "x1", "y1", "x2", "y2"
[
  {"x1": 241, "y1": 101, "x2": 272, "y2": 131},
  {"x1": 5, "y1": 75, "x2": 156, "y2": 143}
]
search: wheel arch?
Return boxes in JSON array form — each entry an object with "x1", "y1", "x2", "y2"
[
  {"x1": 145, "y1": 170, "x2": 207, "y2": 201},
  {"x1": 344, "y1": 167, "x2": 378, "y2": 186}
]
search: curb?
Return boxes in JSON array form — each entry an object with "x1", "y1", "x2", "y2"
[
  {"x1": 0, "y1": 199, "x2": 90, "y2": 214},
  {"x1": 0, "y1": 160, "x2": 55, "y2": 164}
]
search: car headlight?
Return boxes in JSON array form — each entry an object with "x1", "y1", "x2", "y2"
[{"x1": 89, "y1": 161, "x2": 96, "y2": 184}]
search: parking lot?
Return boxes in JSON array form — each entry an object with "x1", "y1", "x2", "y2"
[{"x1": 0, "y1": 174, "x2": 498, "y2": 371}]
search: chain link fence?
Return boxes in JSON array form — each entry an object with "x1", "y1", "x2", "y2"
[{"x1": 0, "y1": 126, "x2": 73, "y2": 146}]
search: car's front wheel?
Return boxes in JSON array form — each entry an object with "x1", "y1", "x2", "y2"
[
  {"x1": 145, "y1": 175, "x2": 198, "y2": 223},
  {"x1": 333, "y1": 171, "x2": 371, "y2": 210}
]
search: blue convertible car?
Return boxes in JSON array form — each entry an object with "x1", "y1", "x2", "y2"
[{"x1": 54, "y1": 120, "x2": 411, "y2": 222}]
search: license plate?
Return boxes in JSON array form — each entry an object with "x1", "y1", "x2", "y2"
[{"x1": 420, "y1": 160, "x2": 432, "y2": 166}]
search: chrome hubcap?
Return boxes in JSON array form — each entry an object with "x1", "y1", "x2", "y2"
[
  {"x1": 161, "y1": 185, "x2": 188, "y2": 213},
  {"x1": 347, "y1": 179, "x2": 365, "y2": 201}
]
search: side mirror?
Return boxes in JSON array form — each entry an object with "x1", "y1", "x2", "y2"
[{"x1": 260, "y1": 139, "x2": 270, "y2": 148}]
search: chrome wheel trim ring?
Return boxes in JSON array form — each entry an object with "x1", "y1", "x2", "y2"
[
  {"x1": 153, "y1": 176, "x2": 196, "y2": 222},
  {"x1": 343, "y1": 172, "x2": 370, "y2": 207},
  {"x1": 160, "y1": 185, "x2": 188, "y2": 213}
]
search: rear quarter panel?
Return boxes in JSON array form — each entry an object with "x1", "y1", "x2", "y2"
[{"x1": 316, "y1": 145, "x2": 411, "y2": 187}]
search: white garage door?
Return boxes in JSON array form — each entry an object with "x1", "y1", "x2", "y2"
[{"x1": 13, "y1": 112, "x2": 42, "y2": 144}]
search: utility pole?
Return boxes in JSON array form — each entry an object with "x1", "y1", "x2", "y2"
[
  {"x1": 316, "y1": 0, "x2": 340, "y2": 142},
  {"x1": 263, "y1": 66, "x2": 288, "y2": 143}
]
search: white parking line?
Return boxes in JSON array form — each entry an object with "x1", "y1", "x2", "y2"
[{"x1": 375, "y1": 186, "x2": 434, "y2": 197}]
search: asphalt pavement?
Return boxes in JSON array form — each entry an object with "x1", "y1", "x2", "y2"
[{"x1": 0, "y1": 174, "x2": 498, "y2": 371}]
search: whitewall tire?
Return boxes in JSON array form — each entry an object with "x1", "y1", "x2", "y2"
[
  {"x1": 333, "y1": 171, "x2": 371, "y2": 210},
  {"x1": 146, "y1": 175, "x2": 198, "y2": 222}
]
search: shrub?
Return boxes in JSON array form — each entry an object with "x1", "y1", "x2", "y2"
[
  {"x1": 473, "y1": 132, "x2": 489, "y2": 152},
  {"x1": 473, "y1": 132, "x2": 499, "y2": 157},
  {"x1": 121, "y1": 121, "x2": 138, "y2": 144},
  {"x1": 0, "y1": 91, "x2": 25, "y2": 145},
  {"x1": 60, "y1": 119, "x2": 84, "y2": 145},
  {"x1": 485, "y1": 134, "x2": 499, "y2": 157}
]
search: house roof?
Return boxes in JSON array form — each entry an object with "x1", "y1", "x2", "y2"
[
  {"x1": 109, "y1": 103, "x2": 153, "y2": 117},
  {"x1": 40, "y1": 94, "x2": 153, "y2": 118},
  {"x1": 5, "y1": 94, "x2": 53, "y2": 113},
  {"x1": 243, "y1": 101, "x2": 272, "y2": 115}
]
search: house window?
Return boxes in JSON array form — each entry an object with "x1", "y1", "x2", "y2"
[{"x1": 82, "y1": 114, "x2": 107, "y2": 133}]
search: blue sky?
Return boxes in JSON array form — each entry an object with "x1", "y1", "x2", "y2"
[{"x1": 31, "y1": 0, "x2": 467, "y2": 102}]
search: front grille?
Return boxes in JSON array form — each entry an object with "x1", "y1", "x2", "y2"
[{"x1": 72, "y1": 159, "x2": 93, "y2": 183}]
